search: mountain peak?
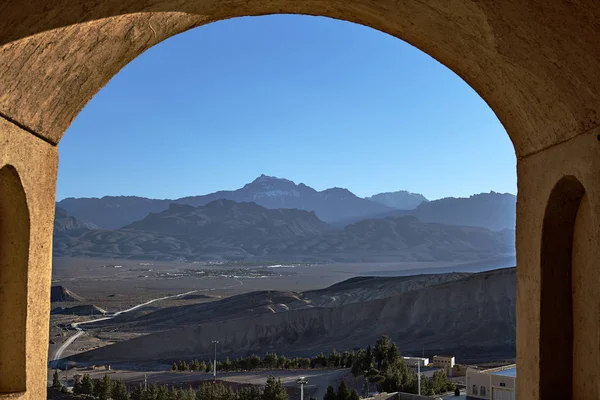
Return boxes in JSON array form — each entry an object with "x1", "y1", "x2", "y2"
[
  {"x1": 367, "y1": 190, "x2": 428, "y2": 210},
  {"x1": 252, "y1": 174, "x2": 292, "y2": 184}
]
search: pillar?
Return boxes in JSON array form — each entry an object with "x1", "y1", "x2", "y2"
[
  {"x1": 517, "y1": 129, "x2": 600, "y2": 400},
  {"x1": 0, "y1": 118, "x2": 57, "y2": 399}
]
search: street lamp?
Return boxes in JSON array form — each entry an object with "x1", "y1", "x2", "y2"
[
  {"x1": 296, "y1": 377, "x2": 308, "y2": 400},
  {"x1": 211, "y1": 340, "x2": 219, "y2": 383}
]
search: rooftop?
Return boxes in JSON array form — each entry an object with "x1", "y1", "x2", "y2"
[{"x1": 493, "y1": 367, "x2": 517, "y2": 377}]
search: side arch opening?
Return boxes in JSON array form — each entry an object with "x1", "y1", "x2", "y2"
[
  {"x1": 539, "y1": 175, "x2": 585, "y2": 399},
  {"x1": 0, "y1": 164, "x2": 29, "y2": 394}
]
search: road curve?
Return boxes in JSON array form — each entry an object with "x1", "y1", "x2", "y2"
[{"x1": 50, "y1": 290, "x2": 199, "y2": 368}]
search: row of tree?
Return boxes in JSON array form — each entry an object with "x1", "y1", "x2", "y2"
[
  {"x1": 60, "y1": 372, "x2": 290, "y2": 400},
  {"x1": 172, "y1": 350, "x2": 357, "y2": 373}
]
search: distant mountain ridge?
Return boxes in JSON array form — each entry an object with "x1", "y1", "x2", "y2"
[
  {"x1": 58, "y1": 175, "x2": 396, "y2": 229},
  {"x1": 53, "y1": 201, "x2": 514, "y2": 262},
  {"x1": 57, "y1": 175, "x2": 515, "y2": 232},
  {"x1": 398, "y1": 191, "x2": 516, "y2": 231}
]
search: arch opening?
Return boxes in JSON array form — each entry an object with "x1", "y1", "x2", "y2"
[
  {"x1": 0, "y1": 165, "x2": 29, "y2": 394},
  {"x1": 539, "y1": 175, "x2": 585, "y2": 399}
]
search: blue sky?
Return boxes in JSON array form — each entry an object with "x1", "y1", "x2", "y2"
[{"x1": 57, "y1": 15, "x2": 516, "y2": 201}]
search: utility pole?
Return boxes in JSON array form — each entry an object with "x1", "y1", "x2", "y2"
[
  {"x1": 144, "y1": 374, "x2": 147, "y2": 391},
  {"x1": 212, "y1": 340, "x2": 219, "y2": 383},
  {"x1": 417, "y1": 361, "x2": 421, "y2": 395},
  {"x1": 296, "y1": 377, "x2": 308, "y2": 400}
]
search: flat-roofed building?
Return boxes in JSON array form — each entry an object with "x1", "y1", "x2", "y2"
[
  {"x1": 402, "y1": 356, "x2": 429, "y2": 367},
  {"x1": 431, "y1": 355, "x2": 455, "y2": 375},
  {"x1": 466, "y1": 367, "x2": 516, "y2": 400}
]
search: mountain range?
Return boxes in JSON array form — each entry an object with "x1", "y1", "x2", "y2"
[
  {"x1": 57, "y1": 175, "x2": 515, "y2": 231},
  {"x1": 53, "y1": 199, "x2": 515, "y2": 262}
]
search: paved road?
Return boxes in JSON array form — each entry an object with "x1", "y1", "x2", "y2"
[
  {"x1": 49, "y1": 290, "x2": 199, "y2": 367},
  {"x1": 50, "y1": 279, "x2": 246, "y2": 368}
]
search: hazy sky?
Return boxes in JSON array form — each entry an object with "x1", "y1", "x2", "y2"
[{"x1": 57, "y1": 15, "x2": 516, "y2": 201}]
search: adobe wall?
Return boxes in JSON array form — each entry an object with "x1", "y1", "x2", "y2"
[{"x1": 0, "y1": 119, "x2": 58, "y2": 399}]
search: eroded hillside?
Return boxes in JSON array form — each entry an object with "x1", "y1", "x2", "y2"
[{"x1": 70, "y1": 268, "x2": 516, "y2": 365}]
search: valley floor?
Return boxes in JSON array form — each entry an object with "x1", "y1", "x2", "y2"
[{"x1": 48, "y1": 256, "x2": 516, "y2": 392}]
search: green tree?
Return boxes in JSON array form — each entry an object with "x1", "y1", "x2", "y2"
[
  {"x1": 264, "y1": 353, "x2": 278, "y2": 369},
  {"x1": 80, "y1": 374, "x2": 95, "y2": 396},
  {"x1": 323, "y1": 386, "x2": 336, "y2": 400},
  {"x1": 94, "y1": 374, "x2": 113, "y2": 400},
  {"x1": 186, "y1": 386, "x2": 196, "y2": 400},
  {"x1": 199, "y1": 361, "x2": 208, "y2": 373},
  {"x1": 223, "y1": 357, "x2": 233, "y2": 371},
  {"x1": 130, "y1": 384, "x2": 145, "y2": 400},
  {"x1": 276, "y1": 355, "x2": 288, "y2": 369},
  {"x1": 112, "y1": 380, "x2": 130, "y2": 400},
  {"x1": 172, "y1": 362, "x2": 178, "y2": 371},
  {"x1": 157, "y1": 385, "x2": 170, "y2": 400},
  {"x1": 384, "y1": 344, "x2": 401, "y2": 373},
  {"x1": 348, "y1": 390, "x2": 360, "y2": 400},
  {"x1": 363, "y1": 346, "x2": 374, "y2": 371},
  {"x1": 310, "y1": 353, "x2": 327, "y2": 369},
  {"x1": 328, "y1": 349, "x2": 341, "y2": 368},
  {"x1": 52, "y1": 370, "x2": 62, "y2": 390},
  {"x1": 147, "y1": 382, "x2": 160, "y2": 400},
  {"x1": 337, "y1": 380, "x2": 351, "y2": 400},
  {"x1": 261, "y1": 376, "x2": 288, "y2": 400},
  {"x1": 373, "y1": 336, "x2": 391, "y2": 370},
  {"x1": 340, "y1": 352, "x2": 354, "y2": 368},
  {"x1": 72, "y1": 378, "x2": 82, "y2": 394}
]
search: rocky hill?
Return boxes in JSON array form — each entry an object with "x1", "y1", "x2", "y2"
[
  {"x1": 54, "y1": 207, "x2": 99, "y2": 234},
  {"x1": 53, "y1": 202, "x2": 514, "y2": 262},
  {"x1": 50, "y1": 285, "x2": 85, "y2": 302},
  {"x1": 124, "y1": 199, "x2": 329, "y2": 239},
  {"x1": 69, "y1": 267, "x2": 516, "y2": 365}
]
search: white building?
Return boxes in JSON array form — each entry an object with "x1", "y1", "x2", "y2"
[
  {"x1": 466, "y1": 367, "x2": 516, "y2": 400},
  {"x1": 431, "y1": 355, "x2": 455, "y2": 375},
  {"x1": 402, "y1": 356, "x2": 429, "y2": 367}
]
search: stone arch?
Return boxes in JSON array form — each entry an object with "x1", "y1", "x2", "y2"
[
  {"x1": 0, "y1": 164, "x2": 30, "y2": 394},
  {"x1": 0, "y1": 1, "x2": 598, "y2": 155},
  {"x1": 539, "y1": 175, "x2": 585, "y2": 399}
]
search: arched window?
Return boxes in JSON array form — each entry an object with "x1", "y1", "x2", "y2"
[
  {"x1": 0, "y1": 165, "x2": 29, "y2": 394},
  {"x1": 540, "y1": 175, "x2": 584, "y2": 398},
  {"x1": 472, "y1": 385, "x2": 478, "y2": 395},
  {"x1": 480, "y1": 386, "x2": 486, "y2": 396}
]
